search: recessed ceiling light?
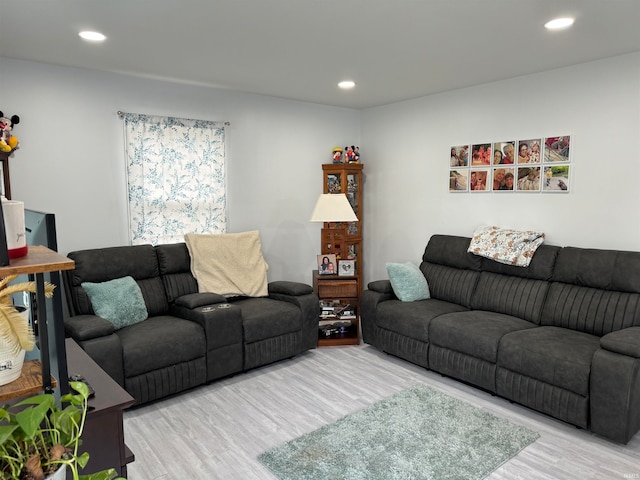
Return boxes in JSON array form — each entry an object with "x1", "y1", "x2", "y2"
[
  {"x1": 544, "y1": 17, "x2": 575, "y2": 30},
  {"x1": 338, "y1": 80, "x2": 356, "y2": 90},
  {"x1": 79, "y1": 31, "x2": 106, "y2": 42}
]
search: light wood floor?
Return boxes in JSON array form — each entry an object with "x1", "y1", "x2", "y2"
[{"x1": 123, "y1": 345, "x2": 640, "y2": 479}]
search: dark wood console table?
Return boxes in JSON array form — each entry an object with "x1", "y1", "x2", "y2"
[{"x1": 66, "y1": 338, "x2": 135, "y2": 476}]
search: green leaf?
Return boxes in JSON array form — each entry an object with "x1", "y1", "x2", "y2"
[
  {"x1": 78, "y1": 468, "x2": 120, "y2": 480},
  {"x1": 69, "y1": 381, "x2": 90, "y2": 400},
  {"x1": 76, "y1": 451, "x2": 90, "y2": 469},
  {"x1": 15, "y1": 393, "x2": 55, "y2": 408},
  {"x1": 0, "y1": 424, "x2": 18, "y2": 444},
  {"x1": 60, "y1": 392, "x2": 85, "y2": 406},
  {"x1": 15, "y1": 400, "x2": 51, "y2": 439}
]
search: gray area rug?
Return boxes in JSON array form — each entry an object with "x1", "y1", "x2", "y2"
[{"x1": 258, "y1": 384, "x2": 539, "y2": 480}]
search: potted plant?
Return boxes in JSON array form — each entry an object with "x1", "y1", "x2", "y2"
[
  {"x1": 0, "y1": 275, "x2": 55, "y2": 386},
  {"x1": 0, "y1": 381, "x2": 124, "y2": 480}
]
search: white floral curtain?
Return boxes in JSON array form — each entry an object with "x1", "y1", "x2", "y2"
[{"x1": 123, "y1": 113, "x2": 227, "y2": 245}]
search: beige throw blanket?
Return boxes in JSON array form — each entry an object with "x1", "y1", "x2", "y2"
[
  {"x1": 185, "y1": 231, "x2": 269, "y2": 297},
  {"x1": 468, "y1": 225, "x2": 545, "y2": 267}
]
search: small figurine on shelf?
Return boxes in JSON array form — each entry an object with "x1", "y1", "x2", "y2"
[
  {"x1": 332, "y1": 146, "x2": 343, "y2": 163},
  {"x1": 0, "y1": 112, "x2": 20, "y2": 153},
  {"x1": 345, "y1": 145, "x2": 355, "y2": 163},
  {"x1": 353, "y1": 146, "x2": 360, "y2": 163}
]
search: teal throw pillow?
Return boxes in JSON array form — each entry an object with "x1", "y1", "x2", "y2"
[
  {"x1": 82, "y1": 276, "x2": 148, "y2": 329},
  {"x1": 386, "y1": 262, "x2": 430, "y2": 302}
]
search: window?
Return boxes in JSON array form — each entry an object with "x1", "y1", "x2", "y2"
[{"x1": 123, "y1": 113, "x2": 227, "y2": 245}]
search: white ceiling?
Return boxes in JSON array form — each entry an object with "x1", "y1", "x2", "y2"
[{"x1": 2, "y1": 0, "x2": 639, "y2": 109}]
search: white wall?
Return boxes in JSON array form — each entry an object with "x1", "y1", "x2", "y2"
[
  {"x1": 361, "y1": 52, "x2": 640, "y2": 283},
  {"x1": 2, "y1": 53, "x2": 640, "y2": 288},
  {"x1": 0, "y1": 57, "x2": 360, "y2": 283}
]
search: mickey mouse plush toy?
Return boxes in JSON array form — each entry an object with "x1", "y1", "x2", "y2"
[{"x1": 0, "y1": 111, "x2": 20, "y2": 152}]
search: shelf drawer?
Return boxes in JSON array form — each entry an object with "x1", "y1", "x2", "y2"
[{"x1": 318, "y1": 280, "x2": 358, "y2": 298}]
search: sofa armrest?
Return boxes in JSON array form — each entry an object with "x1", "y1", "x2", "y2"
[
  {"x1": 170, "y1": 303, "x2": 244, "y2": 348},
  {"x1": 174, "y1": 292, "x2": 227, "y2": 309},
  {"x1": 600, "y1": 327, "x2": 640, "y2": 358},
  {"x1": 268, "y1": 281, "x2": 314, "y2": 296},
  {"x1": 64, "y1": 314, "x2": 115, "y2": 342},
  {"x1": 268, "y1": 282, "x2": 319, "y2": 351},
  {"x1": 367, "y1": 280, "x2": 396, "y2": 296},
  {"x1": 361, "y1": 287, "x2": 397, "y2": 346},
  {"x1": 170, "y1": 302, "x2": 244, "y2": 381},
  {"x1": 77, "y1": 334, "x2": 126, "y2": 388}
]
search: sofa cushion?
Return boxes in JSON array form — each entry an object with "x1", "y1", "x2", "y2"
[
  {"x1": 386, "y1": 262, "x2": 430, "y2": 302},
  {"x1": 553, "y1": 246, "x2": 640, "y2": 293},
  {"x1": 422, "y1": 235, "x2": 481, "y2": 271},
  {"x1": 156, "y1": 243, "x2": 199, "y2": 302},
  {"x1": 541, "y1": 283, "x2": 640, "y2": 336},
  {"x1": 421, "y1": 263, "x2": 480, "y2": 308},
  {"x1": 66, "y1": 244, "x2": 160, "y2": 316},
  {"x1": 117, "y1": 315, "x2": 206, "y2": 377},
  {"x1": 376, "y1": 299, "x2": 467, "y2": 343},
  {"x1": 471, "y1": 272, "x2": 550, "y2": 324},
  {"x1": 430, "y1": 311, "x2": 537, "y2": 363},
  {"x1": 81, "y1": 276, "x2": 148, "y2": 329},
  {"x1": 497, "y1": 326, "x2": 601, "y2": 396},
  {"x1": 233, "y1": 297, "x2": 302, "y2": 343}
]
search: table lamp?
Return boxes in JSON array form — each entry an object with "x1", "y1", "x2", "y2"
[{"x1": 310, "y1": 194, "x2": 358, "y2": 260}]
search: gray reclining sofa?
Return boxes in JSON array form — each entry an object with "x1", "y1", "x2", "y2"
[
  {"x1": 63, "y1": 243, "x2": 319, "y2": 405},
  {"x1": 361, "y1": 234, "x2": 640, "y2": 444}
]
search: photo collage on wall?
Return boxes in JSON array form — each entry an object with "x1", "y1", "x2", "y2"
[{"x1": 449, "y1": 136, "x2": 571, "y2": 193}]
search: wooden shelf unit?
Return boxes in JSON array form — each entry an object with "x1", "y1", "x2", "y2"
[
  {"x1": 0, "y1": 360, "x2": 57, "y2": 403},
  {"x1": 313, "y1": 270, "x2": 360, "y2": 346},
  {"x1": 321, "y1": 162, "x2": 364, "y2": 292},
  {"x1": 0, "y1": 246, "x2": 75, "y2": 399}
]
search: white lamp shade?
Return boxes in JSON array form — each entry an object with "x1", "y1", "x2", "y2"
[{"x1": 310, "y1": 194, "x2": 358, "y2": 222}]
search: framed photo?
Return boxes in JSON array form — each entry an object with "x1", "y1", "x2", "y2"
[
  {"x1": 516, "y1": 167, "x2": 541, "y2": 192},
  {"x1": 493, "y1": 141, "x2": 515, "y2": 165},
  {"x1": 543, "y1": 165, "x2": 570, "y2": 192},
  {"x1": 317, "y1": 254, "x2": 337, "y2": 275},
  {"x1": 338, "y1": 259, "x2": 356, "y2": 276},
  {"x1": 516, "y1": 138, "x2": 542, "y2": 164},
  {"x1": 492, "y1": 167, "x2": 515, "y2": 191},
  {"x1": 544, "y1": 135, "x2": 571, "y2": 163},
  {"x1": 469, "y1": 169, "x2": 489, "y2": 192},
  {"x1": 450, "y1": 145, "x2": 469, "y2": 167},
  {"x1": 449, "y1": 169, "x2": 468, "y2": 192},
  {"x1": 471, "y1": 143, "x2": 491, "y2": 166}
]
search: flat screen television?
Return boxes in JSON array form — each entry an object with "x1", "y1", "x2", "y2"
[
  {"x1": 25, "y1": 209, "x2": 57, "y2": 250},
  {"x1": 18, "y1": 209, "x2": 61, "y2": 361}
]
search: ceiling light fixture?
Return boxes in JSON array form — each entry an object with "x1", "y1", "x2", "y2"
[
  {"x1": 338, "y1": 80, "x2": 356, "y2": 90},
  {"x1": 544, "y1": 17, "x2": 575, "y2": 30},
  {"x1": 79, "y1": 31, "x2": 106, "y2": 42}
]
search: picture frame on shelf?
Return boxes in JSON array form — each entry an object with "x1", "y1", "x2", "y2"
[
  {"x1": 338, "y1": 259, "x2": 356, "y2": 277},
  {"x1": 317, "y1": 254, "x2": 337, "y2": 275}
]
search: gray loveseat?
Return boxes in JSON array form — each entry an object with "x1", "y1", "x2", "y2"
[
  {"x1": 63, "y1": 243, "x2": 319, "y2": 405},
  {"x1": 361, "y1": 234, "x2": 640, "y2": 444}
]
